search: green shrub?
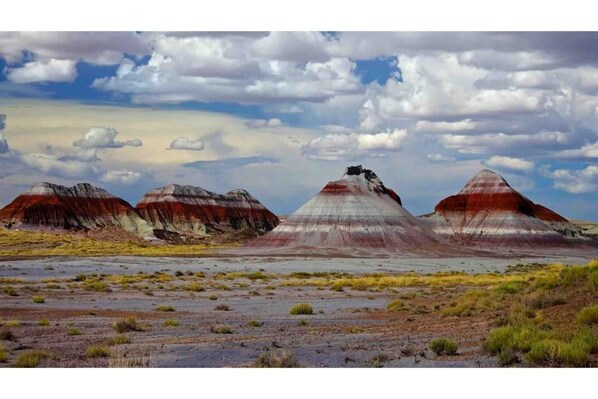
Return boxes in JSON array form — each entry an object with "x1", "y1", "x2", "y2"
[
  {"x1": 13, "y1": 350, "x2": 53, "y2": 368},
  {"x1": 74, "y1": 274, "x2": 87, "y2": 282},
  {"x1": 107, "y1": 334, "x2": 131, "y2": 345},
  {"x1": 112, "y1": 317, "x2": 143, "y2": 333},
  {"x1": 86, "y1": 345, "x2": 110, "y2": 358},
  {"x1": 441, "y1": 303, "x2": 473, "y2": 317},
  {"x1": 67, "y1": 327, "x2": 81, "y2": 336},
  {"x1": 559, "y1": 266, "x2": 589, "y2": 286},
  {"x1": 527, "y1": 339, "x2": 589, "y2": 367},
  {"x1": 32, "y1": 296, "x2": 45, "y2": 304},
  {"x1": 162, "y1": 319, "x2": 179, "y2": 327},
  {"x1": 429, "y1": 338, "x2": 458, "y2": 355},
  {"x1": 154, "y1": 305, "x2": 175, "y2": 312},
  {"x1": 247, "y1": 320, "x2": 263, "y2": 327},
  {"x1": 387, "y1": 299, "x2": 405, "y2": 311},
  {"x1": 496, "y1": 281, "x2": 527, "y2": 294},
  {"x1": 497, "y1": 347, "x2": 519, "y2": 367},
  {"x1": 522, "y1": 291, "x2": 567, "y2": 310},
  {"x1": 289, "y1": 303, "x2": 313, "y2": 315},
  {"x1": 254, "y1": 350, "x2": 299, "y2": 368},
  {"x1": 0, "y1": 344, "x2": 8, "y2": 362},
  {"x1": 209, "y1": 294, "x2": 218, "y2": 300},
  {"x1": 576, "y1": 305, "x2": 598, "y2": 325},
  {"x1": 83, "y1": 281, "x2": 110, "y2": 292},
  {"x1": 38, "y1": 319, "x2": 49, "y2": 326},
  {"x1": 484, "y1": 326, "x2": 517, "y2": 355},
  {"x1": 4, "y1": 320, "x2": 21, "y2": 328}
]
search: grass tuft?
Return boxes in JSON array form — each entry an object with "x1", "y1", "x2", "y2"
[
  {"x1": 107, "y1": 334, "x2": 131, "y2": 345},
  {"x1": 289, "y1": 303, "x2": 313, "y2": 315},
  {"x1": 112, "y1": 317, "x2": 143, "y2": 333},
  {"x1": 254, "y1": 350, "x2": 299, "y2": 368},
  {"x1": 429, "y1": 338, "x2": 458, "y2": 355},
  {"x1": 576, "y1": 305, "x2": 598, "y2": 325},
  {"x1": 86, "y1": 345, "x2": 111, "y2": 358},
  {"x1": 210, "y1": 325, "x2": 233, "y2": 334},
  {"x1": 162, "y1": 319, "x2": 179, "y2": 327},
  {"x1": 387, "y1": 299, "x2": 405, "y2": 311},
  {"x1": 247, "y1": 320, "x2": 263, "y2": 328},
  {"x1": 32, "y1": 296, "x2": 45, "y2": 304}
]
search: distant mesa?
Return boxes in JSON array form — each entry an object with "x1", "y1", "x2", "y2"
[
  {"x1": 135, "y1": 184, "x2": 279, "y2": 238},
  {"x1": 0, "y1": 181, "x2": 279, "y2": 242},
  {"x1": 420, "y1": 169, "x2": 587, "y2": 247},
  {"x1": 0, "y1": 182, "x2": 152, "y2": 237},
  {"x1": 247, "y1": 165, "x2": 458, "y2": 256}
]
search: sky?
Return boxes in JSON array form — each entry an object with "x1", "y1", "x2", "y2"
[{"x1": 1, "y1": 32, "x2": 598, "y2": 220}]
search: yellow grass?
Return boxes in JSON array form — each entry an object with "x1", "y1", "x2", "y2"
[
  {"x1": 280, "y1": 264, "x2": 571, "y2": 290},
  {"x1": 0, "y1": 230, "x2": 236, "y2": 257}
]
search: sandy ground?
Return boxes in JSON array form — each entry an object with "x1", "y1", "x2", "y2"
[
  {"x1": 1, "y1": 251, "x2": 596, "y2": 280},
  {"x1": 1, "y1": 252, "x2": 596, "y2": 368}
]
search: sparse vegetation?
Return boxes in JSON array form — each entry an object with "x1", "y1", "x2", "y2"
[
  {"x1": 107, "y1": 334, "x2": 131, "y2": 345},
  {"x1": 387, "y1": 299, "x2": 405, "y2": 311},
  {"x1": 0, "y1": 344, "x2": 8, "y2": 362},
  {"x1": 209, "y1": 294, "x2": 218, "y2": 300},
  {"x1": 67, "y1": 327, "x2": 82, "y2": 336},
  {"x1": 184, "y1": 282, "x2": 205, "y2": 292},
  {"x1": 4, "y1": 321, "x2": 21, "y2": 328},
  {"x1": 297, "y1": 319, "x2": 310, "y2": 326},
  {"x1": 214, "y1": 304, "x2": 230, "y2": 311},
  {"x1": 210, "y1": 325, "x2": 233, "y2": 334},
  {"x1": 162, "y1": 319, "x2": 179, "y2": 327},
  {"x1": 289, "y1": 303, "x2": 313, "y2": 315},
  {"x1": 247, "y1": 320, "x2": 263, "y2": 327},
  {"x1": 254, "y1": 350, "x2": 299, "y2": 368},
  {"x1": 576, "y1": 305, "x2": 598, "y2": 325},
  {"x1": 13, "y1": 350, "x2": 54, "y2": 368},
  {"x1": 429, "y1": 338, "x2": 458, "y2": 355},
  {"x1": 38, "y1": 319, "x2": 50, "y2": 326},
  {"x1": 112, "y1": 317, "x2": 143, "y2": 333},
  {"x1": 32, "y1": 296, "x2": 45, "y2": 304},
  {"x1": 86, "y1": 345, "x2": 111, "y2": 358},
  {"x1": 0, "y1": 229, "x2": 234, "y2": 257}
]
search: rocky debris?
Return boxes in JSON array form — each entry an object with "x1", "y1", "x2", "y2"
[
  {"x1": 420, "y1": 169, "x2": 588, "y2": 247},
  {"x1": 135, "y1": 184, "x2": 279, "y2": 237}
]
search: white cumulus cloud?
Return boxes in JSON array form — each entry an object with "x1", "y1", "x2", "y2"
[
  {"x1": 246, "y1": 118, "x2": 282, "y2": 128},
  {"x1": 484, "y1": 155, "x2": 535, "y2": 172},
  {"x1": 73, "y1": 127, "x2": 142, "y2": 149},
  {"x1": 540, "y1": 165, "x2": 598, "y2": 194},
  {"x1": 5, "y1": 59, "x2": 77, "y2": 83},
  {"x1": 100, "y1": 170, "x2": 141, "y2": 184},
  {"x1": 169, "y1": 137, "x2": 205, "y2": 151},
  {"x1": 303, "y1": 128, "x2": 407, "y2": 160}
]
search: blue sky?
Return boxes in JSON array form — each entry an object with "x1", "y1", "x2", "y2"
[{"x1": 1, "y1": 32, "x2": 598, "y2": 219}]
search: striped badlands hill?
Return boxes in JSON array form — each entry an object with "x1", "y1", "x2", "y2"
[
  {"x1": 0, "y1": 182, "x2": 153, "y2": 236},
  {"x1": 420, "y1": 169, "x2": 586, "y2": 247},
  {"x1": 135, "y1": 184, "x2": 279, "y2": 236},
  {"x1": 247, "y1": 165, "x2": 458, "y2": 255}
]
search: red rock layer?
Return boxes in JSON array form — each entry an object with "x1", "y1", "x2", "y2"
[
  {"x1": 0, "y1": 182, "x2": 149, "y2": 233},
  {"x1": 135, "y1": 185, "x2": 279, "y2": 235},
  {"x1": 248, "y1": 165, "x2": 458, "y2": 255},
  {"x1": 423, "y1": 169, "x2": 586, "y2": 247}
]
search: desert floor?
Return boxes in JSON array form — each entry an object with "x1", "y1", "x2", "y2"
[{"x1": 1, "y1": 254, "x2": 598, "y2": 367}]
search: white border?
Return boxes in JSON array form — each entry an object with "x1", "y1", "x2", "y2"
[{"x1": 1, "y1": 0, "x2": 597, "y2": 31}]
